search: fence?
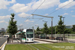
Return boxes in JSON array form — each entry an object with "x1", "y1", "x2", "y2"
[{"x1": 35, "y1": 34, "x2": 75, "y2": 39}]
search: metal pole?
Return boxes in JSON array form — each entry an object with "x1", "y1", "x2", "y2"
[
  {"x1": 62, "y1": 17, "x2": 65, "y2": 25},
  {"x1": 32, "y1": 14, "x2": 54, "y2": 39},
  {"x1": 51, "y1": 18, "x2": 53, "y2": 39},
  {"x1": 62, "y1": 17, "x2": 65, "y2": 41},
  {"x1": 55, "y1": 26, "x2": 56, "y2": 40}
]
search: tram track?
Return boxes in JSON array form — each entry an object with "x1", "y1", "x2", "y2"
[
  {"x1": 34, "y1": 38, "x2": 63, "y2": 43},
  {"x1": 29, "y1": 44, "x2": 39, "y2": 50}
]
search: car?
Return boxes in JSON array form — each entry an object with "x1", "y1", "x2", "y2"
[{"x1": 56, "y1": 37, "x2": 63, "y2": 41}]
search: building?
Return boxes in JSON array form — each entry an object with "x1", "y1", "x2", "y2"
[
  {"x1": 65, "y1": 25, "x2": 73, "y2": 29},
  {"x1": 1, "y1": 28, "x2": 5, "y2": 32},
  {"x1": 0, "y1": 28, "x2": 5, "y2": 35}
]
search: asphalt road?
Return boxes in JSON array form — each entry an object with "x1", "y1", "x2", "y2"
[{"x1": 0, "y1": 37, "x2": 7, "y2": 47}]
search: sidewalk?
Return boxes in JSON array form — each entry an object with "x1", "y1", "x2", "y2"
[
  {"x1": 67, "y1": 39, "x2": 75, "y2": 43},
  {"x1": 7, "y1": 39, "x2": 21, "y2": 44},
  {"x1": 34, "y1": 38, "x2": 64, "y2": 43}
]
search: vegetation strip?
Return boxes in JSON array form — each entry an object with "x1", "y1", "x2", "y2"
[
  {"x1": 26, "y1": 45, "x2": 32, "y2": 50},
  {"x1": 29, "y1": 44, "x2": 39, "y2": 50},
  {"x1": 37, "y1": 44, "x2": 51, "y2": 50}
]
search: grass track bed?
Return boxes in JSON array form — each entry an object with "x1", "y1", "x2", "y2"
[{"x1": 5, "y1": 43, "x2": 75, "y2": 50}]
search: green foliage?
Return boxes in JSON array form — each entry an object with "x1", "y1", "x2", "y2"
[
  {"x1": 57, "y1": 16, "x2": 65, "y2": 34},
  {"x1": 36, "y1": 26, "x2": 40, "y2": 31},
  {"x1": 64, "y1": 28, "x2": 72, "y2": 34},
  {"x1": 7, "y1": 13, "x2": 17, "y2": 35},
  {"x1": 11, "y1": 13, "x2": 15, "y2": 17},
  {"x1": 49, "y1": 26, "x2": 55, "y2": 34},
  {"x1": 43, "y1": 23, "x2": 49, "y2": 34},
  {"x1": 35, "y1": 26, "x2": 42, "y2": 34},
  {"x1": 72, "y1": 25, "x2": 75, "y2": 32},
  {"x1": 71, "y1": 32, "x2": 75, "y2": 34},
  {"x1": 1, "y1": 31, "x2": 5, "y2": 35}
]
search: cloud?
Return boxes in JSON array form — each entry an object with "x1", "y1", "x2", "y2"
[
  {"x1": 10, "y1": 0, "x2": 60, "y2": 13},
  {"x1": 0, "y1": 20, "x2": 8, "y2": 23},
  {"x1": 0, "y1": 0, "x2": 16, "y2": 9},
  {"x1": 10, "y1": 3, "x2": 31, "y2": 13},
  {"x1": 57, "y1": 0, "x2": 75, "y2": 9},
  {"x1": 13, "y1": 19, "x2": 17, "y2": 21},
  {"x1": 18, "y1": 13, "x2": 31, "y2": 18},
  {"x1": 19, "y1": 24, "x2": 23, "y2": 26},
  {"x1": 0, "y1": 15, "x2": 11, "y2": 19},
  {"x1": 0, "y1": 20, "x2": 5, "y2": 23},
  {"x1": 35, "y1": 24, "x2": 38, "y2": 26},
  {"x1": 25, "y1": 19, "x2": 34, "y2": 22},
  {"x1": 32, "y1": 0, "x2": 60, "y2": 9},
  {"x1": 71, "y1": 10, "x2": 74, "y2": 12},
  {"x1": 62, "y1": 13, "x2": 68, "y2": 16},
  {"x1": 45, "y1": 14, "x2": 49, "y2": 16},
  {"x1": 72, "y1": 15, "x2": 75, "y2": 17}
]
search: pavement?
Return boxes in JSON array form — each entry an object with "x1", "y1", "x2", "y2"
[
  {"x1": 7, "y1": 38, "x2": 62, "y2": 44},
  {"x1": 34, "y1": 38, "x2": 64, "y2": 43},
  {"x1": 67, "y1": 39, "x2": 75, "y2": 43},
  {"x1": 7, "y1": 38, "x2": 75, "y2": 44},
  {"x1": 7, "y1": 40, "x2": 51, "y2": 44}
]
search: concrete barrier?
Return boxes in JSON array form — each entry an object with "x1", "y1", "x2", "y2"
[{"x1": 0, "y1": 41, "x2": 7, "y2": 50}]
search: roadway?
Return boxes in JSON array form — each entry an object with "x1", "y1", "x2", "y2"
[{"x1": 0, "y1": 37, "x2": 7, "y2": 47}]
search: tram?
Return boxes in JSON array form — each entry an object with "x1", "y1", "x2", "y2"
[{"x1": 21, "y1": 29, "x2": 34, "y2": 42}]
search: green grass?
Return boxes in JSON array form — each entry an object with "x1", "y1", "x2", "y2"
[
  {"x1": 5, "y1": 44, "x2": 36, "y2": 50},
  {"x1": 5, "y1": 43, "x2": 75, "y2": 50}
]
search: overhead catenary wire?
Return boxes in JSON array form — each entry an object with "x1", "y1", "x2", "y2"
[
  {"x1": 49, "y1": 1, "x2": 73, "y2": 15},
  {"x1": 32, "y1": 0, "x2": 45, "y2": 14},
  {"x1": 30, "y1": 0, "x2": 74, "y2": 29},
  {"x1": 25, "y1": 18, "x2": 43, "y2": 29},
  {"x1": 25, "y1": 0, "x2": 73, "y2": 29}
]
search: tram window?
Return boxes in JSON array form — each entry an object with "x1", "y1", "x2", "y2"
[
  {"x1": 21, "y1": 32, "x2": 26, "y2": 38},
  {"x1": 27, "y1": 29, "x2": 33, "y2": 32},
  {"x1": 27, "y1": 34, "x2": 33, "y2": 38}
]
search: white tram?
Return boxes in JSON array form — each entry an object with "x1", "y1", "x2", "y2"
[{"x1": 21, "y1": 29, "x2": 34, "y2": 42}]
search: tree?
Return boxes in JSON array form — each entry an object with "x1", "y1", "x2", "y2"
[
  {"x1": 64, "y1": 28, "x2": 71, "y2": 34},
  {"x1": 49, "y1": 26, "x2": 55, "y2": 34},
  {"x1": 36, "y1": 26, "x2": 40, "y2": 31},
  {"x1": 7, "y1": 13, "x2": 17, "y2": 42},
  {"x1": 72, "y1": 25, "x2": 75, "y2": 32},
  {"x1": 1, "y1": 31, "x2": 5, "y2": 35},
  {"x1": 43, "y1": 23, "x2": 49, "y2": 34},
  {"x1": 57, "y1": 16, "x2": 65, "y2": 34}
]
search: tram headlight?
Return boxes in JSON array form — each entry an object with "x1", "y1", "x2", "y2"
[
  {"x1": 27, "y1": 39, "x2": 28, "y2": 41},
  {"x1": 32, "y1": 39, "x2": 33, "y2": 41}
]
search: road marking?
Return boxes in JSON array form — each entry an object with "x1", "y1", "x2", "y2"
[{"x1": 29, "y1": 44, "x2": 39, "y2": 50}]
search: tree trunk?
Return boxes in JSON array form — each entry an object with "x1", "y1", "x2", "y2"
[{"x1": 11, "y1": 35, "x2": 14, "y2": 43}]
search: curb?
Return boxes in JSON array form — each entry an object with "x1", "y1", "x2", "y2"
[{"x1": 0, "y1": 41, "x2": 7, "y2": 50}]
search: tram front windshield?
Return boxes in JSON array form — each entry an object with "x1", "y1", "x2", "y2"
[{"x1": 26, "y1": 29, "x2": 33, "y2": 38}]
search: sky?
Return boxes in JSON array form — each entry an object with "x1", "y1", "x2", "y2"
[{"x1": 0, "y1": 0, "x2": 75, "y2": 30}]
